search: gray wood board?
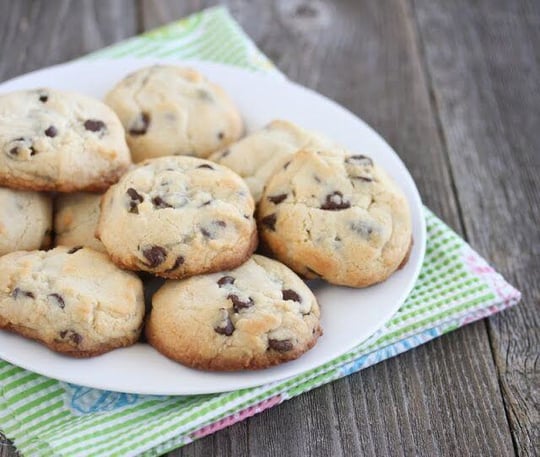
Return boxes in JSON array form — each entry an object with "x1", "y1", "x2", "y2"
[{"x1": 412, "y1": 0, "x2": 540, "y2": 454}]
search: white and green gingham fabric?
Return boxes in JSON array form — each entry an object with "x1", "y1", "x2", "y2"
[{"x1": 0, "y1": 7, "x2": 521, "y2": 457}]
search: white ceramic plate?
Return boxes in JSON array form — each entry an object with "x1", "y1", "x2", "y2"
[{"x1": 0, "y1": 59, "x2": 426, "y2": 395}]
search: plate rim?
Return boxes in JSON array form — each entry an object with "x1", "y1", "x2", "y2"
[{"x1": 0, "y1": 58, "x2": 426, "y2": 394}]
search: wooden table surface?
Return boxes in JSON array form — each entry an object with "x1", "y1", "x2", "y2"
[{"x1": 0, "y1": 1, "x2": 538, "y2": 456}]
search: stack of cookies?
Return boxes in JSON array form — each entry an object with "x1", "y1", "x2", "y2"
[{"x1": 0, "y1": 65, "x2": 411, "y2": 371}]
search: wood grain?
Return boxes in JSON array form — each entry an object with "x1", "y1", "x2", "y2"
[
  {"x1": 412, "y1": 0, "x2": 540, "y2": 454},
  {"x1": 0, "y1": 0, "x2": 137, "y2": 82}
]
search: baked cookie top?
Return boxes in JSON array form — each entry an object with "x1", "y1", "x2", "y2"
[
  {"x1": 0, "y1": 88, "x2": 131, "y2": 192},
  {"x1": 105, "y1": 65, "x2": 243, "y2": 162},
  {"x1": 0, "y1": 187, "x2": 52, "y2": 256},
  {"x1": 54, "y1": 192, "x2": 106, "y2": 253},
  {"x1": 0, "y1": 247, "x2": 145, "y2": 357},
  {"x1": 97, "y1": 156, "x2": 257, "y2": 278},
  {"x1": 146, "y1": 254, "x2": 322, "y2": 370},
  {"x1": 209, "y1": 120, "x2": 335, "y2": 203},
  {"x1": 258, "y1": 148, "x2": 412, "y2": 287}
]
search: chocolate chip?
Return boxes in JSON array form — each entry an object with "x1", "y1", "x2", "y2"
[
  {"x1": 201, "y1": 220, "x2": 226, "y2": 238},
  {"x1": 166, "y1": 256, "x2": 185, "y2": 272},
  {"x1": 215, "y1": 321, "x2": 234, "y2": 335},
  {"x1": 268, "y1": 338, "x2": 293, "y2": 352},
  {"x1": 214, "y1": 320, "x2": 234, "y2": 335},
  {"x1": 261, "y1": 214, "x2": 277, "y2": 231},
  {"x1": 214, "y1": 310, "x2": 235, "y2": 336},
  {"x1": 142, "y1": 246, "x2": 167, "y2": 268},
  {"x1": 228, "y1": 294, "x2": 254, "y2": 312},
  {"x1": 60, "y1": 330, "x2": 82, "y2": 345},
  {"x1": 70, "y1": 332, "x2": 82, "y2": 345},
  {"x1": 44, "y1": 126, "x2": 57, "y2": 137},
  {"x1": 218, "y1": 276, "x2": 235, "y2": 287},
  {"x1": 320, "y1": 191, "x2": 351, "y2": 210},
  {"x1": 8, "y1": 140, "x2": 37, "y2": 159},
  {"x1": 268, "y1": 194, "x2": 287, "y2": 204},
  {"x1": 12, "y1": 288, "x2": 34, "y2": 299},
  {"x1": 126, "y1": 188, "x2": 144, "y2": 213},
  {"x1": 220, "y1": 149, "x2": 230, "y2": 158},
  {"x1": 217, "y1": 131, "x2": 224, "y2": 140},
  {"x1": 201, "y1": 200, "x2": 212, "y2": 207},
  {"x1": 197, "y1": 164, "x2": 214, "y2": 170},
  {"x1": 84, "y1": 119, "x2": 106, "y2": 132},
  {"x1": 350, "y1": 221, "x2": 375, "y2": 238},
  {"x1": 48, "y1": 293, "x2": 65, "y2": 309},
  {"x1": 282, "y1": 289, "x2": 302, "y2": 303},
  {"x1": 314, "y1": 175, "x2": 322, "y2": 183},
  {"x1": 127, "y1": 188, "x2": 144, "y2": 202},
  {"x1": 129, "y1": 112, "x2": 150, "y2": 135},
  {"x1": 152, "y1": 196, "x2": 173, "y2": 209},
  {"x1": 346, "y1": 155, "x2": 373, "y2": 166},
  {"x1": 67, "y1": 246, "x2": 82, "y2": 254},
  {"x1": 39, "y1": 94, "x2": 48, "y2": 103},
  {"x1": 198, "y1": 89, "x2": 213, "y2": 101},
  {"x1": 283, "y1": 161, "x2": 291, "y2": 170}
]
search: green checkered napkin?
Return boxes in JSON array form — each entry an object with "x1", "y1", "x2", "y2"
[{"x1": 0, "y1": 7, "x2": 520, "y2": 457}]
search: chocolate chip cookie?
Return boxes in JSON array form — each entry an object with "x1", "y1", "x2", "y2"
[
  {"x1": 209, "y1": 120, "x2": 335, "y2": 203},
  {"x1": 105, "y1": 65, "x2": 243, "y2": 162},
  {"x1": 0, "y1": 88, "x2": 131, "y2": 192},
  {"x1": 0, "y1": 187, "x2": 52, "y2": 256},
  {"x1": 54, "y1": 192, "x2": 106, "y2": 253},
  {"x1": 146, "y1": 255, "x2": 322, "y2": 370},
  {"x1": 0, "y1": 247, "x2": 145, "y2": 357},
  {"x1": 258, "y1": 148, "x2": 412, "y2": 287},
  {"x1": 96, "y1": 156, "x2": 257, "y2": 278}
]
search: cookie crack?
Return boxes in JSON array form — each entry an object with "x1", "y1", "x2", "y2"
[
  {"x1": 267, "y1": 198, "x2": 390, "y2": 257},
  {"x1": 132, "y1": 68, "x2": 154, "y2": 113}
]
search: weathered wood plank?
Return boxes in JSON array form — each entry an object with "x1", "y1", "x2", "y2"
[
  {"x1": 0, "y1": 0, "x2": 138, "y2": 82},
  {"x1": 0, "y1": 432, "x2": 15, "y2": 457},
  {"x1": 411, "y1": 0, "x2": 540, "y2": 455},
  {"x1": 139, "y1": 1, "x2": 515, "y2": 455}
]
